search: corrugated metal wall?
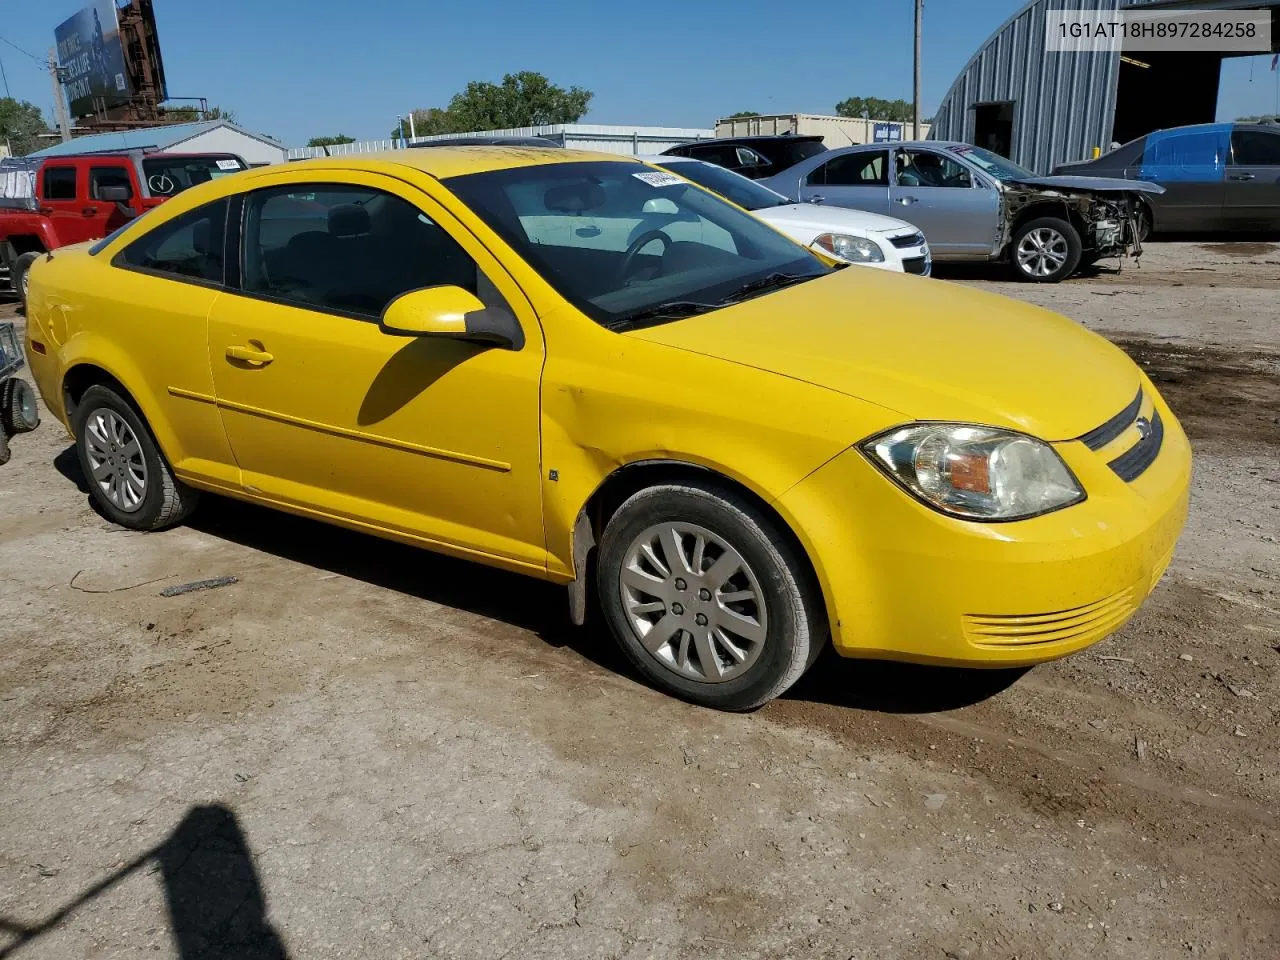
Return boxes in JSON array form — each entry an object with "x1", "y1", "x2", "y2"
[
  {"x1": 930, "y1": 0, "x2": 1124, "y2": 173},
  {"x1": 287, "y1": 124, "x2": 713, "y2": 161}
]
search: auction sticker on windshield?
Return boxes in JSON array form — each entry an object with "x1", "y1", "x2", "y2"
[
  {"x1": 632, "y1": 171, "x2": 686, "y2": 188},
  {"x1": 216, "y1": 159, "x2": 242, "y2": 171}
]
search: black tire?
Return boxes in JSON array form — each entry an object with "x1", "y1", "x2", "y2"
[
  {"x1": 1010, "y1": 217, "x2": 1082, "y2": 283},
  {"x1": 596, "y1": 482, "x2": 827, "y2": 711},
  {"x1": 0, "y1": 429, "x2": 9, "y2": 466},
  {"x1": 72, "y1": 384, "x2": 199, "y2": 530},
  {"x1": 0, "y1": 376, "x2": 40, "y2": 434},
  {"x1": 12, "y1": 251, "x2": 40, "y2": 308},
  {"x1": 1134, "y1": 204, "x2": 1152, "y2": 243}
]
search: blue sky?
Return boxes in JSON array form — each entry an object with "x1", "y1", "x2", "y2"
[{"x1": 1, "y1": 0, "x2": 1277, "y2": 147}]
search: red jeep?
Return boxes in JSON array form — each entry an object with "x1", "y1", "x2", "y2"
[{"x1": 1, "y1": 150, "x2": 247, "y2": 305}]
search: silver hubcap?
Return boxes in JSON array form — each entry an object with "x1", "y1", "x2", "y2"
[
  {"x1": 20, "y1": 268, "x2": 29, "y2": 299},
  {"x1": 619, "y1": 522, "x2": 768, "y2": 684},
  {"x1": 83, "y1": 408, "x2": 147, "y2": 512},
  {"x1": 1016, "y1": 227, "x2": 1069, "y2": 277}
]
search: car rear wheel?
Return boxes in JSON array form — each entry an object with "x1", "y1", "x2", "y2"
[
  {"x1": 72, "y1": 384, "x2": 199, "y2": 530},
  {"x1": 12, "y1": 252, "x2": 40, "y2": 309},
  {"x1": 596, "y1": 482, "x2": 826, "y2": 711},
  {"x1": 1011, "y1": 217, "x2": 1081, "y2": 283}
]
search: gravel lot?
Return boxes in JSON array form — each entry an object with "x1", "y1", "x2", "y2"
[{"x1": 2, "y1": 241, "x2": 1277, "y2": 959}]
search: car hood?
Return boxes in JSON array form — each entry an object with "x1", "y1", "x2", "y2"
[
  {"x1": 1009, "y1": 175, "x2": 1164, "y2": 195},
  {"x1": 626, "y1": 267, "x2": 1139, "y2": 441},
  {"x1": 753, "y1": 203, "x2": 919, "y2": 237}
]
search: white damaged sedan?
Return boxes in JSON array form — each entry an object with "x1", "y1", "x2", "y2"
[{"x1": 645, "y1": 154, "x2": 931, "y2": 276}]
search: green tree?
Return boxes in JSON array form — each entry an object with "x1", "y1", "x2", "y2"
[
  {"x1": 162, "y1": 104, "x2": 237, "y2": 124},
  {"x1": 724, "y1": 111, "x2": 761, "y2": 119},
  {"x1": 307, "y1": 134, "x2": 357, "y2": 147},
  {"x1": 0, "y1": 98, "x2": 53, "y2": 157},
  {"x1": 835, "y1": 96, "x2": 914, "y2": 123},
  {"x1": 393, "y1": 72, "x2": 592, "y2": 139}
]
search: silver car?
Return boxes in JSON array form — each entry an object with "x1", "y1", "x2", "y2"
[{"x1": 760, "y1": 141, "x2": 1163, "y2": 283}]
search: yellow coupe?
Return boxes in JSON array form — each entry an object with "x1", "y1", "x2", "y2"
[{"x1": 24, "y1": 148, "x2": 1191, "y2": 710}]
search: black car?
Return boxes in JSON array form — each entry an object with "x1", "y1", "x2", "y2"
[
  {"x1": 1053, "y1": 122, "x2": 1280, "y2": 235},
  {"x1": 410, "y1": 135, "x2": 563, "y2": 148},
  {"x1": 661, "y1": 134, "x2": 827, "y2": 180}
]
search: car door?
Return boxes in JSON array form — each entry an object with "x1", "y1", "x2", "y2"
[
  {"x1": 40, "y1": 162, "x2": 100, "y2": 245},
  {"x1": 87, "y1": 162, "x2": 138, "y2": 238},
  {"x1": 889, "y1": 148, "x2": 999, "y2": 256},
  {"x1": 1136, "y1": 127, "x2": 1229, "y2": 231},
  {"x1": 1225, "y1": 128, "x2": 1280, "y2": 231},
  {"x1": 797, "y1": 149, "x2": 892, "y2": 216},
  {"x1": 207, "y1": 174, "x2": 548, "y2": 571}
]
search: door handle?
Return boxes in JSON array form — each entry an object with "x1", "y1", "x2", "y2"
[
  {"x1": 1228, "y1": 172, "x2": 1255, "y2": 181},
  {"x1": 807, "y1": 195, "x2": 825, "y2": 204},
  {"x1": 226, "y1": 344, "x2": 274, "y2": 366},
  {"x1": 82, "y1": 207, "x2": 98, "y2": 217},
  {"x1": 896, "y1": 196, "x2": 918, "y2": 205}
]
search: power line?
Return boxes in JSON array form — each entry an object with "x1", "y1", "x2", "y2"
[{"x1": 0, "y1": 35, "x2": 44, "y2": 65}]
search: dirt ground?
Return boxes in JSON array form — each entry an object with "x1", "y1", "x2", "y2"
[{"x1": 1, "y1": 241, "x2": 1277, "y2": 959}]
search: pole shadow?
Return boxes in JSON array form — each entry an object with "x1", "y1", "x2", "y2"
[{"x1": 0, "y1": 804, "x2": 287, "y2": 959}]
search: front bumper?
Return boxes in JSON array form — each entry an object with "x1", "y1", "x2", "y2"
[{"x1": 777, "y1": 381, "x2": 1191, "y2": 667}]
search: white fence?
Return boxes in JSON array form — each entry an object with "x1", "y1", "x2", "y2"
[{"x1": 287, "y1": 123, "x2": 713, "y2": 161}]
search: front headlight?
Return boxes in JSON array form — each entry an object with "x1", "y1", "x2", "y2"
[
  {"x1": 813, "y1": 233, "x2": 884, "y2": 263},
  {"x1": 861, "y1": 423, "x2": 1085, "y2": 521}
]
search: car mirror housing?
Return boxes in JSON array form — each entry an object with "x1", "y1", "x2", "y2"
[
  {"x1": 642, "y1": 197, "x2": 679, "y2": 215},
  {"x1": 378, "y1": 286, "x2": 521, "y2": 349}
]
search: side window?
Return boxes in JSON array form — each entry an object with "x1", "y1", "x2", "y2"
[
  {"x1": 808, "y1": 151, "x2": 888, "y2": 187},
  {"x1": 896, "y1": 150, "x2": 971, "y2": 187},
  {"x1": 1232, "y1": 131, "x2": 1280, "y2": 166},
  {"x1": 114, "y1": 198, "x2": 228, "y2": 284},
  {"x1": 43, "y1": 166, "x2": 77, "y2": 200},
  {"x1": 90, "y1": 166, "x2": 134, "y2": 200},
  {"x1": 241, "y1": 184, "x2": 478, "y2": 319}
]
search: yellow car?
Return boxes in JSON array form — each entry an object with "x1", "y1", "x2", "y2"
[{"x1": 24, "y1": 148, "x2": 1190, "y2": 710}]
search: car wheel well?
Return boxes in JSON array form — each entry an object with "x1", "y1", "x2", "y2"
[
  {"x1": 6, "y1": 236, "x2": 47, "y2": 258},
  {"x1": 62, "y1": 365, "x2": 132, "y2": 425},
  {"x1": 1010, "y1": 202, "x2": 1084, "y2": 237},
  {"x1": 580, "y1": 460, "x2": 825, "y2": 612}
]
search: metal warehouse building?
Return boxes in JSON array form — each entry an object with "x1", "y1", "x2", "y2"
[{"x1": 931, "y1": 0, "x2": 1280, "y2": 173}]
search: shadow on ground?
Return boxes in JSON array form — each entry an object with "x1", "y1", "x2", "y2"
[
  {"x1": 0, "y1": 804, "x2": 287, "y2": 959},
  {"x1": 52, "y1": 444, "x2": 1028, "y2": 715}
]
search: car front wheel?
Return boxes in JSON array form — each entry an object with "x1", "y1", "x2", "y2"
[
  {"x1": 1011, "y1": 217, "x2": 1082, "y2": 283},
  {"x1": 596, "y1": 482, "x2": 826, "y2": 711},
  {"x1": 72, "y1": 384, "x2": 199, "y2": 530}
]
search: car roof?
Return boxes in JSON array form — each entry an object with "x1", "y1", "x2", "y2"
[
  {"x1": 272, "y1": 146, "x2": 635, "y2": 181},
  {"x1": 677, "y1": 134, "x2": 825, "y2": 146}
]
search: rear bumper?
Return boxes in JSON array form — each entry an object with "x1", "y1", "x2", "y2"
[{"x1": 777, "y1": 385, "x2": 1191, "y2": 667}]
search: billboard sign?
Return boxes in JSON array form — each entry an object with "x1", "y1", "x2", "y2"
[
  {"x1": 873, "y1": 122, "x2": 903, "y2": 143},
  {"x1": 55, "y1": 1, "x2": 131, "y2": 118}
]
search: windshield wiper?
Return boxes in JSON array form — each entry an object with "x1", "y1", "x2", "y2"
[
  {"x1": 604, "y1": 300, "x2": 720, "y2": 331},
  {"x1": 718, "y1": 271, "x2": 818, "y2": 305}
]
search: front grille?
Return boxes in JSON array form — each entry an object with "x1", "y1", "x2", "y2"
[
  {"x1": 1075, "y1": 388, "x2": 1163, "y2": 482},
  {"x1": 902, "y1": 256, "x2": 929, "y2": 275},
  {"x1": 889, "y1": 232, "x2": 925, "y2": 249},
  {"x1": 963, "y1": 584, "x2": 1142, "y2": 649}
]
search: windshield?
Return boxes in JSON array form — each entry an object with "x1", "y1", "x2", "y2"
[
  {"x1": 142, "y1": 156, "x2": 246, "y2": 197},
  {"x1": 656, "y1": 161, "x2": 789, "y2": 211},
  {"x1": 444, "y1": 161, "x2": 830, "y2": 329},
  {"x1": 947, "y1": 145, "x2": 1037, "y2": 181}
]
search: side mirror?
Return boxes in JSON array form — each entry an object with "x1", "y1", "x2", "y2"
[
  {"x1": 98, "y1": 185, "x2": 132, "y2": 202},
  {"x1": 642, "y1": 197, "x2": 679, "y2": 215},
  {"x1": 379, "y1": 286, "x2": 522, "y2": 349}
]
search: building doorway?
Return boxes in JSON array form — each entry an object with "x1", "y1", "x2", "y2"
[{"x1": 973, "y1": 101, "x2": 1015, "y2": 158}]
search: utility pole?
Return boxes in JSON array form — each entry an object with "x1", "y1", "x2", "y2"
[
  {"x1": 913, "y1": 0, "x2": 923, "y2": 140},
  {"x1": 48, "y1": 48, "x2": 72, "y2": 142}
]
